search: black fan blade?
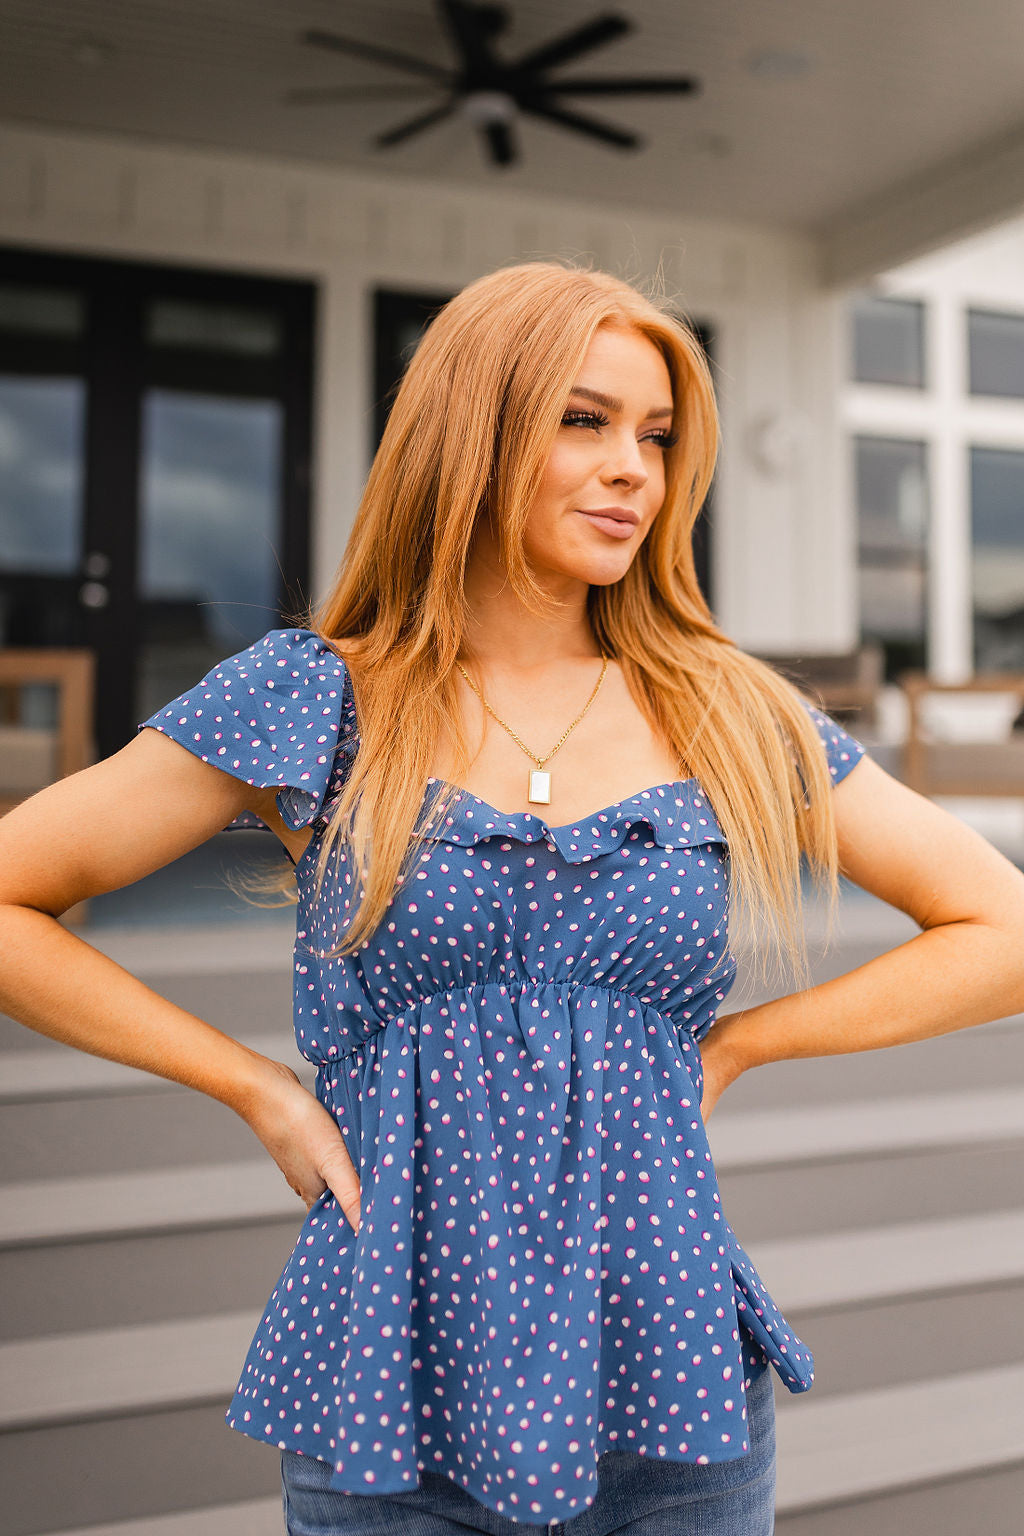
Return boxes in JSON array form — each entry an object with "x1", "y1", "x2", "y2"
[
  {"x1": 301, "y1": 28, "x2": 453, "y2": 85},
  {"x1": 483, "y1": 118, "x2": 517, "y2": 165},
  {"x1": 514, "y1": 14, "x2": 630, "y2": 75},
  {"x1": 375, "y1": 100, "x2": 459, "y2": 148},
  {"x1": 439, "y1": 0, "x2": 509, "y2": 73},
  {"x1": 285, "y1": 84, "x2": 440, "y2": 105},
  {"x1": 521, "y1": 99, "x2": 640, "y2": 150},
  {"x1": 549, "y1": 75, "x2": 700, "y2": 96}
]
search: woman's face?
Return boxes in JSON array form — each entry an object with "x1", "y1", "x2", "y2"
[{"x1": 521, "y1": 323, "x2": 676, "y2": 587}]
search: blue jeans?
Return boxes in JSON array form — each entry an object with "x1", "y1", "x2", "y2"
[{"x1": 280, "y1": 1362, "x2": 776, "y2": 1536}]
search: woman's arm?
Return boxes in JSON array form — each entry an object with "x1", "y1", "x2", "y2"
[
  {"x1": 701, "y1": 753, "x2": 1024, "y2": 1115},
  {"x1": 0, "y1": 729, "x2": 361, "y2": 1230}
]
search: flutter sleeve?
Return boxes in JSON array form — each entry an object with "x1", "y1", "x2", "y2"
[
  {"x1": 137, "y1": 627, "x2": 356, "y2": 833},
  {"x1": 797, "y1": 696, "x2": 867, "y2": 788}
]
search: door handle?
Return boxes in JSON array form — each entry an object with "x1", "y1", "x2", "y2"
[{"x1": 78, "y1": 581, "x2": 109, "y2": 609}]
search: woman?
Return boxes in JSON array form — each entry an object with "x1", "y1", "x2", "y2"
[{"x1": 2, "y1": 262, "x2": 1023, "y2": 1536}]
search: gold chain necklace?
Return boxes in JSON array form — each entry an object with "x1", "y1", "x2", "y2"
[{"x1": 454, "y1": 655, "x2": 610, "y2": 805}]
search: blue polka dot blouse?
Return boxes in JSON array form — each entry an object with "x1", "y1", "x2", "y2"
[{"x1": 140, "y1": 627, "x2": 866, "y2": 1523}]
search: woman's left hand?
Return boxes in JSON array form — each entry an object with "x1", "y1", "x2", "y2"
[{"x1": 698, "y1": 1014, "x2": 749, "y2": 1123}]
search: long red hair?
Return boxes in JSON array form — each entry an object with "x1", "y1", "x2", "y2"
[{"x1": 260, "y1": 260, "x2": 843, "y2": 988}]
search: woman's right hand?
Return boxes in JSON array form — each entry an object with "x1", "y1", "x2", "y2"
[
  {"x1": 0, "y1": 732, "x2": 353, "y2": 1241},
  {"x1": 697, "y1": 1014, "x2": 750, "y2": 1124},
  {"x1": 242, "y1": 1056, "x2": 362, "y2": 1232}
]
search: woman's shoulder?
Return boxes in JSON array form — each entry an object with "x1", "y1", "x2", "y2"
[
  {"x1": 793, "y1": 693, "x2": 866, "y2": 787},
  {"x1": 147, "y1": 625, "x2": 356, "y2": 748},
  {"x1": 138, "y1": 627, "x2": 358, "y2": 833},
  {"x1": 209, "y1": 627, "x2": 350, "y2": 687}
]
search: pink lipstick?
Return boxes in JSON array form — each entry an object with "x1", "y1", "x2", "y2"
[{"x1": 577, "y1": 506, "x2": 639, "y2": 540}]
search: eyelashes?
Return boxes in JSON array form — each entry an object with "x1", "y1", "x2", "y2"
[
  {"x1": 560, "y1": 409, "x2": 678, "y2": 450},
  {"x1": 561, "y1": 409, "x2": 610, "y2": 432}
]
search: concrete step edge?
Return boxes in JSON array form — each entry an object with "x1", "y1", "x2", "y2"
[
  {"x1": 0, "y1": 1159, "x2": 303, "y2": 1249},
  {"x1": 23, "y1": 1363, "x2": 1024, "y2": 1524},
  {"x1": 3, "y1": 1152, "x2": 1023, "y2": 1309},
  {"x1": 0, "y1": 1033, "x2": 312, "y2": 1104},
  {"x1": 4, "y1": 1080, "x2": 1024, "y2": 1246},
  {"x1": 0, "y1": 1309, "x2": 256, "y2": 1431},
  {"x1": 4, "y1": 1209, "x2": 1024, "y2": 1429},
  {"x1": 4, "y1": 1011, "x2": 1021, "y2": 1107},
  {"x1": 774, "y1": 1358, "x2": 1024, "y2": 1512},
  {"x1": 36, "y1": 1498, "x2": 283, "y2": 1536},
  {"x1": 707, "y1": 1084, "x2": 1024, "y2": 1171},
  {"x1": 756, "y1": 1205, "x2": 1024, "y2": 1313},
  {"x1": 61, "y1": 921, "x2": 296, "y2": 978}
]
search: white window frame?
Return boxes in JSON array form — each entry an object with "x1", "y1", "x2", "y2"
[{"x1": 845, "y1": 288, "x2": 1024, "y2": 682}]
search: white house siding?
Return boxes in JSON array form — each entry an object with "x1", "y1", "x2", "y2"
[{"x1": 0, "y1": 120, "x2": 856, "y2": 653}]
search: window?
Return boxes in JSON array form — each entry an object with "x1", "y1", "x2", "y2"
[
  {"x1": 0, "y1": 376, "x2": 85, "y2": 576},
  {"x1": 372, "y1": 288, "x2": 453, "y2": 451},
  {"x1": 0, "y1": 247, "x2": 315, "y2": 758},
  {"x1": 0, "y1": 284, "x2": 83, "y2": 337},
  {"x1": 850, "y1": 293, "x2": 926, "y2": 388},
  {"x1": 968, "y1": 308, "x2": 1024, "y2": 399},
  {"x1": 970, "y1": 446, "x2": 1024, "y2": 670},
  {"x1": 854, "y1": 436, "x2": 929, "y2": 678},
  {"x1": 146, "y1": 298, "x2": 283, "y2": 357}
]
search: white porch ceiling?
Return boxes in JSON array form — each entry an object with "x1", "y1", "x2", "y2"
[{"x1": 2, "y1": 0, "x2": 1024, "y2": 282}]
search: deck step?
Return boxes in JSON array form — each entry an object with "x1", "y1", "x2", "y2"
[
  {"x1": 23, "y1": 1364, "x2": 1024, "y2": 1525},
  {"x1": 0, "y1": 1161, "x2": 302, "y2": 1248},
  {"x1": 67, "y1": 921, "x2": 295, "y2": 979},
  {"x1": 708, "y1": 1084, "x2": 1024, "y2": 1169},
  {"x1": 775, "y1": 1359, "x2": 1024, "y2": 1512},
  {"x1": 4, "y1": 1208, "x2": 1023, "y2": 1430},
  {"x1": 38, "y1": 1500, "x2": 282, "y2": 1536},
  {"x1": 5, "y1": 1036, "x2": 1022, "y2": 1148},
  {"x1": 755, "y1": 1206, "x2": 1024, "y2": 1312},
  {"x1": 719, "y1": 1009, "x2": 1024, "y2": 1111},
  {"x1": 0, "y1": 1035, "x2": 312, "y2": 1104},
  {"x1": 4, "y1": 1080, "x2": 1022, "y2": 1246},
  {"x1": 0, "y1": 1311, "x2": 256, "y2": 1430},
  {"x1": 3, "y1": 1157, "x2": 1021, "y2": 1294}
]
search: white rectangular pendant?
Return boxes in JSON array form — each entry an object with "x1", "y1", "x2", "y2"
[{"x1": 528, "y1": 769, "x2": 551, "y2": 804}]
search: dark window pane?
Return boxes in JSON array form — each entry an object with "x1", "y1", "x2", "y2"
[
  {"x1": 373, "y1": 289, "x2": 452, "y2": 449},
  {"x1": 136, "y1": 390, "x2": 283, "y2": 720},
  {"x1": 970, "y1": 445, "x2": 1024, "y2": 670},
  {"x1": 145, "y1": 300, "x2": 282, "y2": 358},
  {"x1": 850, "y1": 293, "x2": 925, "y2": 387},
  {"x1": 968, "y1": 309, "x2": 1024, "y2": 399},
  {"x1": 854, "y1": 436, "x2": 929, "y2": 675},
  {"x1": 0, "y1": 285, "x2": 84, "y2": 338},
  {"x1": 855, "y1": 436, "x2": 928, "y2": 554},
  {"x1": 0, "y1": 376, "x2": 85, "y2": 573}
]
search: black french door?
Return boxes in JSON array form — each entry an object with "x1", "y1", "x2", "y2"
[{"x1": 0, "y1": 248, "x2": 315, "y2": 759}]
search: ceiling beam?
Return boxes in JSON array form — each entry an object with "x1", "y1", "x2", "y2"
[{"x1": 817, "y1": 117, "x2": 1024, "y2": 288}]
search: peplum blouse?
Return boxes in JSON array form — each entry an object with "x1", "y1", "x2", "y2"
[{"x1": 139, "y1": 627, "x2": 866, "y2": 1524}]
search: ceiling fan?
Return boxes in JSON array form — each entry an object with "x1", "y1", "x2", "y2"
[{"x1": 287, "y1": 2, "x2": 700, "y2": 168}]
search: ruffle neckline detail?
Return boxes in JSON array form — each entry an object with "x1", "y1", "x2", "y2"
[
  {"x1": 320, "y1": 651, "x2": 729, "y2": 865},
  {"x1": 417, "y1": 777, "x2": 728, "y2": 864}
]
